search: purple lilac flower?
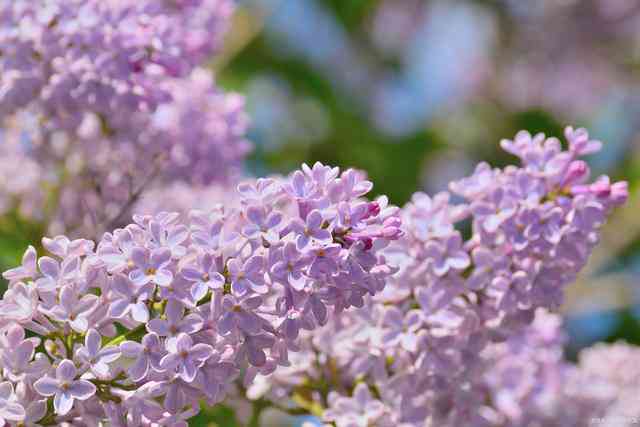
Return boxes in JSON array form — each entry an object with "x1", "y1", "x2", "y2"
[
  {"x1": 34, "y1": 360, "x2": 96, "y2": 415},
  {"x1": 75, "y1": 329, "x2": 121, "y2": 377},
  {"x1": 159, "y1": 333, "x2": 214, "y2": 382},
  {"x1": 128, "y1": 248, "x2": 173, "y2": 287},
  {"x1": 120, "y1": 333, "x2": 164, "y2": 382}
]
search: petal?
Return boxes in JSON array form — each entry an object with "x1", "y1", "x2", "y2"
[
  {"x1": 128, "y1": 355, "x2": 149, "y2": 381},
  {"x1": 108, "y1": 299, "x2": 130, "y2": 319},
  {"x1": 154, "y1": 269, "x2": 173, "y2": 287},
  {"x1": 0, "y1": 382, "x2": 12, "y2": 400},
  {"x1": 130, "y1": 248, "x2": 149, "y2": 269},
  {"x1": 98, "y1": 346, "x2": 121, "y2": 363},
  {"x1": 68, "y1": 380, "x2": 96, "y2": 400},
  {"x1": 147, "y1": 319, "x2": 169, "y2": 336},
  {"x1": 120, "y1": 341, "x2": 144, "y2": 357},
  {"x1": 69, "y1": 317, "x2": 89, "y2": 333},
  {"x1": 191, "y1": 282, "x2": 208, "y2": 302},
  {"x1": 131, "y1": 301, "x2": 150, "y2": 323},
  {"x1": 54, "y1": 391, "x2": 74, "y2": 416},
  {"x1": 175, "y1": 333, "x2": 193, "y2": 353},
  {"x1": 306, "y1": 210, "x2": 323, "y2": 229},
  {"x1": 179, "y1": 359, "x2": 198, "y2": 383},
  {"x1": 111, "y1": 274, "x2": 133, "y2": 296},
  {"x1": 165, "y1": 299, "x2": 183, "y2": 323},
  {"x1": 38, "y1": 257, "x2": 59, "y2": 279},
  {"x1": 129, "y1": 270, "x2": 151, "y2": 287},
  {"x1": 0, "y1": 402, "x2": 25, "y2": 421},
  {"x1": 56, "y1": 360, "x2": 77, "y2": 382},
  {"x1": 34, "y1": 377, "x2": 59, "y2": 397},
  {"x1": 181, "y1": 267, "x2": 203, "y2": 282},
  {"x1": 179, "y1": 314, "x2": 203, "y2": 335},
  {"x1": 151, "y1": 248, "x2": 171, "y2": 268},
  {"x1": 85, "y1": 329, "x2": 101, "y2": 355},
  {"x1": 190, "y1": 344, "x2": 213, "y2": 362},
  {"x1": 159, "y1": 353, "x2": 180, "y2": 371}
]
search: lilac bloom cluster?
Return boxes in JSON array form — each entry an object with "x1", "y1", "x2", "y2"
[
  {"x1": 0, "y1": 163, "x2": 402, "y2": 425},
  {"x1": 479, "y1": 310, "x2": 617, "y2": 427},
  {"x1": 243, "y1": 127, "x2": 628, "y2": 426},
  {"x1": 0, "y1": 0, "x2": 250, "y2": 235},
  {"x1": 0, "y1": 0, "x2": 231, "y2": 127}
]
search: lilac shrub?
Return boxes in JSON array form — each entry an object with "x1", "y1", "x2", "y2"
[
  {"x1": 0, "y1": 163, "x2": 402, "y2": 425},
  {"x1": 244, "y1": 128, "x2": 628, "y2": 426},
  {"x1": 0, "y1": 0, "x2": 249, "y2": 234}
]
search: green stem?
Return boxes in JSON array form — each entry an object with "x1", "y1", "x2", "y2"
[{"x1": 106, "y1": 323, "x2": 146, "y2": 347}]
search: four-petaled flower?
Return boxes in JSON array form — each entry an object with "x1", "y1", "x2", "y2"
[
  {"x1": 75, "y1": 329, "x2": 121, "y2": 377},
  {"x1": 34, "y1": 360, "x2": 96, "y2": 415},
  {"x1": 129, "y1": 247, "x2": 173, "y2": 287},
  {"x1": 159, "y1": 333, "x2": 213, "y2": 382}
]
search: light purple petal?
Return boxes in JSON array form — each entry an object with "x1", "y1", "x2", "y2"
[
  {"x1": 54, "y1": 391, "x2": 74, "y2": 415},
  {"x1": 109, "y1": 299, "x2": 130, "y2": 318},
  {"x1": 33, "y1": 377, "x2": 59, "y2": 397},
  {"x1": 119, "y1": 341, "x2": 143, "y2": 357},
  {"x1": 68, "y1": 380, "x2": 96, "y2": 400},
  {"x1": 131, "y1": 301, "x2": 149, "y2": 323},
  {"x1": 56, "y1": 360, "x2": 77, "y2": 382},
  {"x1": 190, "y1": 344, "x2": 213, "y2": 362}
]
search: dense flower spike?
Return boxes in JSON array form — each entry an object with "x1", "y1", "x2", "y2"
[
  {"x1": 442, "y1": 311, "x2": 640, "y2": 427},
  {"x1": 244, "y1": 128, "x2": 628, "y2": 426},
  {"x1": 0, "y1": 163, "x2": 402, "y2": 425},
  {"x1": 0, "y1": 0, "x2": 249, "y2": 235}
]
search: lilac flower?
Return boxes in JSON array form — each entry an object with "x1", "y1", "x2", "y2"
[
  {"x1": 35, "y1": 256, "x2": 80, "y2": 292},
  {"x1": 243, "y1": 205, "x2": 283, "y2": 244},
  {"x1": 218, "y1": 295, "x2": 265, "y2": 335},
  {"x1": 270, "y1": 242, "x2": 309, "y2": 291},
  {"x1": 147, "y1": 300, "x2": 203, "y2": 343},
  {"x1": 381, "y1": 307, "x2": 423, "y2": 352},
  {"x1": 287, "y1": 209, "x2": 331, "y2": 249},
  {"x1": 108, "y1": 274, "x2": 153, "y2": 323},
  {"x1": 98, "y1": 229, "x2": 137, "y2": 273},
  {"x1": 308, "y1": 244, "x2": 342, "y2": 277},
  {"x1": 181, "y1": 253, "x2": 226, "y2": 301},
  {"x1": 44, "y1": 286, "x2": 98, "y2": 333},
  {"x1": 128, "y1": 247, "x2": 173, "y2": 287},
  {"x1": 34, "y1": 360, "x2": 96, "y2": 415},
  {"x1": 422, "y1": 233, "x2": 470, "y2": 276},
  {"x1": 149, "y1": 221, "x2": 189, "y2": 258},
  {"x1": 159, "y1": 333, "x2": 213, "y2": 382},
  {"x1": 75, "y1": 329, "x2": 121, "y2": 377},
  {"x1": 227, "y1": 256, "x2": 267, "y2": 295},
  {"x1": 120, "y1": 333, "x2": 163, "y2": 382}
]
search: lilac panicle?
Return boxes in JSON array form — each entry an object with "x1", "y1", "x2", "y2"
[
  {"x1": 0, "y1": 1, "x2": 250, "y2": 235},
  {"x1": 0, "y1": 162, "x2": 402, "y2": 425},
  {"x1": 242, "y1": 127, "x2": 628, "y2": 426}
]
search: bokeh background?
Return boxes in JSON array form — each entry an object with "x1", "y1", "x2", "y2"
[{"x1": 3, "y1": 0, "x2": 640, "y2": 425}]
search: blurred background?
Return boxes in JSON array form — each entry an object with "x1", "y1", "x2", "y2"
[{"x1": 2, "y1": 0, "x2": 640, "y2": 425}]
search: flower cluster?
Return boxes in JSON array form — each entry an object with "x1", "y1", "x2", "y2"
[
  {"x1": 0, "y1": 163, "x2": 402, "y2": 425},
  {"x1": 0, "y1": 0, "x2": 230, "y2": 127},
  {"x1": 480, "y1": 310, "x2": 617, "y2": 427},
  {"x1": 0, "y1": 0, "x2": 249, "y2": 235},
  {"x1": 243, "y1": 128, "x2": 628, "y2": 426}
]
